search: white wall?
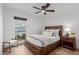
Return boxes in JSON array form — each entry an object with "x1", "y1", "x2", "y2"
[
  {"x1": 0, "y1": 4, "x2": 3, "y2": 54},
  {"x1": 3, "y1": 6, "x2": 43, "y2": 41},
  {"x1": 44, "y1": 4, "x2": 79, "y2": 48}
]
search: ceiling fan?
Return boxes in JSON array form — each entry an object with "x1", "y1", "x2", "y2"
[{"x1": 33, "y1": 3, "x2": 55, "y2": 15}]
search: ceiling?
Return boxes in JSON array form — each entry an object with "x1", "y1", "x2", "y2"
[
  {"x1": 3, "y1": 3, "x2": 52, "y2": 16},
  {"x1": 3, "y1": 3, "x2": 55, "y2": 12},
  {"x1": 3, "y1": 3, "x2": 79, "y2": 16}
]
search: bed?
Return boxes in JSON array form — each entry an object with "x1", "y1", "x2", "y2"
[{"x1": 25, "y1": 25, "x2": 63, "y2": 55}]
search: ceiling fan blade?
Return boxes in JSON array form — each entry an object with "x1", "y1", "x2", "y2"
[
  {"x1": 33, "y1": 6, "x2": 41, "y2": 10},
  {"x1": 44, "y1": 12, "x2": 46, "y2": 15},
  {"x1": 35, "y1": 11, "x2": 41, "y2": 14},
  {"x1": 46, "y1": 10, "x2": 55, "y2": 12},
  {"x1": 42, "y1": 3, "x2": 50, "y2": 10}
]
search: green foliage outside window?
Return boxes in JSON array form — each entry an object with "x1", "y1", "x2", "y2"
[{"x1": 16, "y1": 34, "x2": 26, "y2": 40}]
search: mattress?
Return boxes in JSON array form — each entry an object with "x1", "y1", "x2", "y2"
[{"x1": 26, "y1": 34, "x2": 60, "y2": 47}]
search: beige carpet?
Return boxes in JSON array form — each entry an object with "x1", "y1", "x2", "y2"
[{"x1": 4, "y1": 45, "x2": 79, "y2": 55}]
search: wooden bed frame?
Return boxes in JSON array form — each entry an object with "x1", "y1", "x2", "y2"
[{"x1": 25, "y1": 25, "x2": 63, "y2": 55}]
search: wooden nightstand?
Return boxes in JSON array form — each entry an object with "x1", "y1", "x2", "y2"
[{"x1": 61, "y1": 36, "x2": 76, "y2": 50}]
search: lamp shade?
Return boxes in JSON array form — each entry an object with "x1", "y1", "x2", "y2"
[{"x1": 65, "y1": 28, "x2": 70, "y2": 32}]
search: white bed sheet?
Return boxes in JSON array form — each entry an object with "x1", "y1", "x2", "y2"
[{"x1": 26, "y1": 34, "x2": 60, "y2": 47}]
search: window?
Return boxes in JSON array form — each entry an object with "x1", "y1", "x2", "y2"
[{"x1": 15, "y1": 23, "x2": 26, "y2": 40}]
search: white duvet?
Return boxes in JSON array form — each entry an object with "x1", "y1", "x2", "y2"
[{"x1": 26, "y1": 34, "x2": 60, "y2": 47}]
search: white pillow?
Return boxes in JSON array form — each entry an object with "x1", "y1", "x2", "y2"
[
  {"x1": 46, "y1": 29, "x2": 60, "y2": 37},
  {"x1": 42, "y1": 29, "x2": 60, "y2": 37},
  {"x1": 42, "y1": 31, "x2": 53, "y2": 36},
  {"x1": 46, "y1": 29, "x2": 60, "y2": 32},
  {"x1": 46, "y1": 29, "x2": 54, "y2": 32},
  {"x1": 42, "y1": 31, "x2": 48, "y2": 35}
]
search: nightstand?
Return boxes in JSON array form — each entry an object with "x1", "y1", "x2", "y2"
[{"x1": 61, "y1": 36, "x2": 76, "y2": 50}]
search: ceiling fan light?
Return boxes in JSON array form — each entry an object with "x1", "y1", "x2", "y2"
[{"x1": 42, "y1": 10, "x2": 45, "y2": 13}]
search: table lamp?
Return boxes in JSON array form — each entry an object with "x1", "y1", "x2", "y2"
[{"x1": 64, "y1": 27, "x2": 70, "y2": 37}]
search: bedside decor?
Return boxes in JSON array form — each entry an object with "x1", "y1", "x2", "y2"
[{"x1": 69, "y1": 32, "x2": 76, "y2": 38}]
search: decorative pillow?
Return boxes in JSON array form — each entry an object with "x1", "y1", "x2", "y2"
[
  {"x1": 52, "y1": 29, "x2": 60, "y2": 37},
  {"x1": 52, "y1": 32, "x2": 55, "y2": 36}
]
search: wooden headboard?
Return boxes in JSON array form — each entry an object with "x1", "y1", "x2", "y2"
[{"x1": 45, "y1": 25, "x2": 63, "y2": 40}]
